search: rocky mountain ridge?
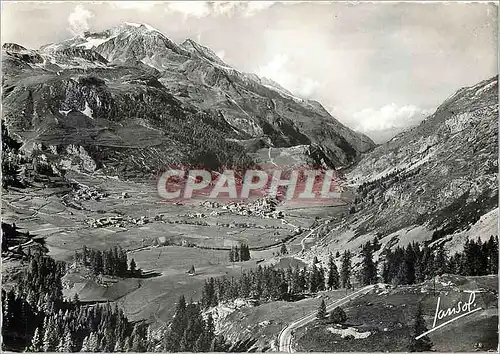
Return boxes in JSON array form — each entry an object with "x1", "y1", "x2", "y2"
[
  {"x1": 2, "y1": 23, "x2": 374, "y2": 181},
  {"x1": 302, "y1": 75, "x2": 498, "y2": 267}
]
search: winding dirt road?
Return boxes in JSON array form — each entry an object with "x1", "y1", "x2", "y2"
[
  {"x1": 278, "y1": 285, "x2": 376, "y2": 352},
  {"x1": 299, "y1": 221, "x2": 328, "y2": 253}
]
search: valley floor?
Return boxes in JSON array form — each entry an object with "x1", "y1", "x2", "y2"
[{"x1": 1, "y1": 171, "x2": 349, "y2": 325}]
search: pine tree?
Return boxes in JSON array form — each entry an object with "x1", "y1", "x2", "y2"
[
  {"x1": 87, "y1": 332, "x2": 99, "y2": 352},
  {"x1": 81, "y1": 335, "x2": 90, "y2": 352},
  {"x1": 239, "y1": 244, "x2": 250, "y2": 261},
  {"x1": 382, "y1": 249, "x2": 393, "y2": 283},
  {"x1": 244, "y1": 244, "x2": 250, "y2": 261},
  {"x1": 327, "y1": 255, "x2": 340, "y2": 289},
  {"x1": 205, "y1": 313, "x2": 215, "y2": 343},
  {"x1": 414, "y1": 255, "x2": 425, "y2": 283},
  {"x1": 280, "y1": 243, "x2": 288, "y2": 256},
  {"x1": 409, "y1": 304, "x2": 432, "y2": 352},
  {"x1": 329, "y1": 306, "x2": 347, "y2": 323},
  {"x1": 201, "y1": 277, "x2": 216, "y2": 309},
  {"x1": 103, "y1": 327, "x2": 115, "y2": 352},
  {"x1": 298, "y1": 268, "x2": 307, "y2": 293},
  {"x1": 82, "y1": 245, "x2": 88, "y2": 265},
  {"x1": 316, "y1": 299, "x2": 327, "y2": 320},
  {"x1": 421, "y1": 246, "x2": 435, "y2": 279},
  {"x1": 360, "y1": 242, "x2": 377, "y2": 285},
  {"x1": 433, "y1": 246, "x2": 447, "y2": 276},
  {"x1": 394, "y1": 260, "x2": 409, "y2": 285},
  {"x1": 131, "y1": 322, "x2": 147, "y2": 352},
  {"x1": 404, "y1": 244, "x2": 416, "y2": 284},
  {"x1": 487, "y1": 236, "x2": 498, "y2": 274},
  {"x1": 42, "y1": 317, "x2": 58, "y2": 352},
  {"x1": 209, "y1": 337, "x2": 217, "y2": 352},
  {"x1": 103, "y1": 251, "x2": 112, "y2": 276},
  {"x1": 189, "y1": 264, "x2": 195, "y2": 274},
  {"x1": 239, "y1": 272, "x2": 251, "y2": 298},
  {"x1": 480, "y1": 241, "x2": 490, "y2": 275},
  {"x1": 340, "y1": 250, "x2": 352, "y2": 288},
  {"x1": 62, "y1": 331, "x2": 74, "y2": 352},
  {"x1": 129, "y1": 258, "x2": 137, "y2": 274},
  {"x1": 27, "y1": 327, "x2": 43, "y2": 352},
  {"x1": 463, "y1": 239, "x2": 477, "y2": 275},
  {"x1": 56, "y1": 337, "x2": 66, "y2": 352},
  {"x1": 317, "y1": 267, "x2": 326, "y2": 291},
  {"x1": 309, "y1": 264, "x2": 320, "y2": 293},
  {"x1": 123, "y1": 336, "x2": 132, "y2": 352},
  {"x1": 234, "y1": 246, "x2": 240, "y2": 262},
  {"x1": 114, "y1": 336, "x2": 123, "y2": 353},
  {"x1": 179, "y1": 331, "x2": 189, "y2": 352},
  {"x1": 194, "y1": 335, "x2": 204, "y2": 352},
  {"x1": 170, "y1": 295, "x2": 187, "y2": 350}
]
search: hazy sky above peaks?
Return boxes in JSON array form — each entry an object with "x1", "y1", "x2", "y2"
[{"x1": 2, "y1": 1, "x2": 497, "y2": 142}]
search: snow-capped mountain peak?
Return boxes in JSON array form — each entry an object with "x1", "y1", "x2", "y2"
[
  {"x1": 123, "y1": 22, "x2": 160, "y2": 32},
  {"x1": 3, "y1": 22, "x2": 376, "y2": 171}
]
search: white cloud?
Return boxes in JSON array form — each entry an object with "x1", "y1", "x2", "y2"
[
  {"x1": 216, "y1": 50, "x2": 226, "y2": 60},
  {"x1": 166, "y1": 1, "x2": 210, "y2": 18},
  {"x1": 111, "y1": 2, "x2": 156, "y2": 11},
  {"x1": 257, "y1": 54, "x2": 292, "y2": 87},
  {"x1": 351, "y1": 103, "x2": 431, "y2": 132},
  {"x1": 298, "y1": 78, "x2": 320, "y2": 97},
  {"x1": 163, "y1": 1, "x2": 295, "y2": 18},
  {"x1": 68, "y1": 5, "x2": 94, "y2": 36},
  {"x1": 242, "y1": 1, "x2": 303, "y2": 16},
  {"x1": 257, "y1": 54, "x2": 320, "y2": 98},
  {"x1": 243, "y1": 1, "x2": 277, "y2": 17},
  {"x1": 211, "y1": 2, "x2": 240, "y2": 16}
]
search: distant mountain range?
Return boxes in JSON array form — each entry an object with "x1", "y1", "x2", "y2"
[{"x1": 2, "y1": 23, "x2": 374, "y2": 180}]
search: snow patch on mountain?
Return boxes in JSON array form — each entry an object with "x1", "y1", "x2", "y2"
[
  {"x1": 262, "y1": 84, "x2": 304, "y2": 103},
  {"x1": 124, "y1": 22, "x2": 160, "y2": 32},
  {"x1": 76, "y1": 37, "x2": 112, "y2": 50},
  {"x1": 124, "y1": 22, "x2": 141, "y2": 28},
  {"x1": 40, "y1": 42, "x2": 66, "y2": 52},
  {"x1": 475, "y1": 79, "x2": 498, "y2": 97}
]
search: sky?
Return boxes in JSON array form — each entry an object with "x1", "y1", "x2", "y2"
[{"x1": 2, "y1": 1, "x2": 498, "y2": 142}]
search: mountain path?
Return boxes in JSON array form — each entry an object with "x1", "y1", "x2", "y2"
[{"x1": 278, "y1": 285, "x2": 376, "y2": 352}]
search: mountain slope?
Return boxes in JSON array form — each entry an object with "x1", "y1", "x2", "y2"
[
  {"x1": 303, "y1": 76, "x2": 498, "y2": 264},
  {"x1": 2, "y1": 23, "x2": 375, "y2": 180}
]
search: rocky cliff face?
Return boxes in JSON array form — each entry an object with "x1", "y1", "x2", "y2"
[
  {"x1": 2, "y1": 23, "x2": 375, "y2": 180},
  {"x1": 348, "y1": 76, "x2": 498, "y2": 236}
]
